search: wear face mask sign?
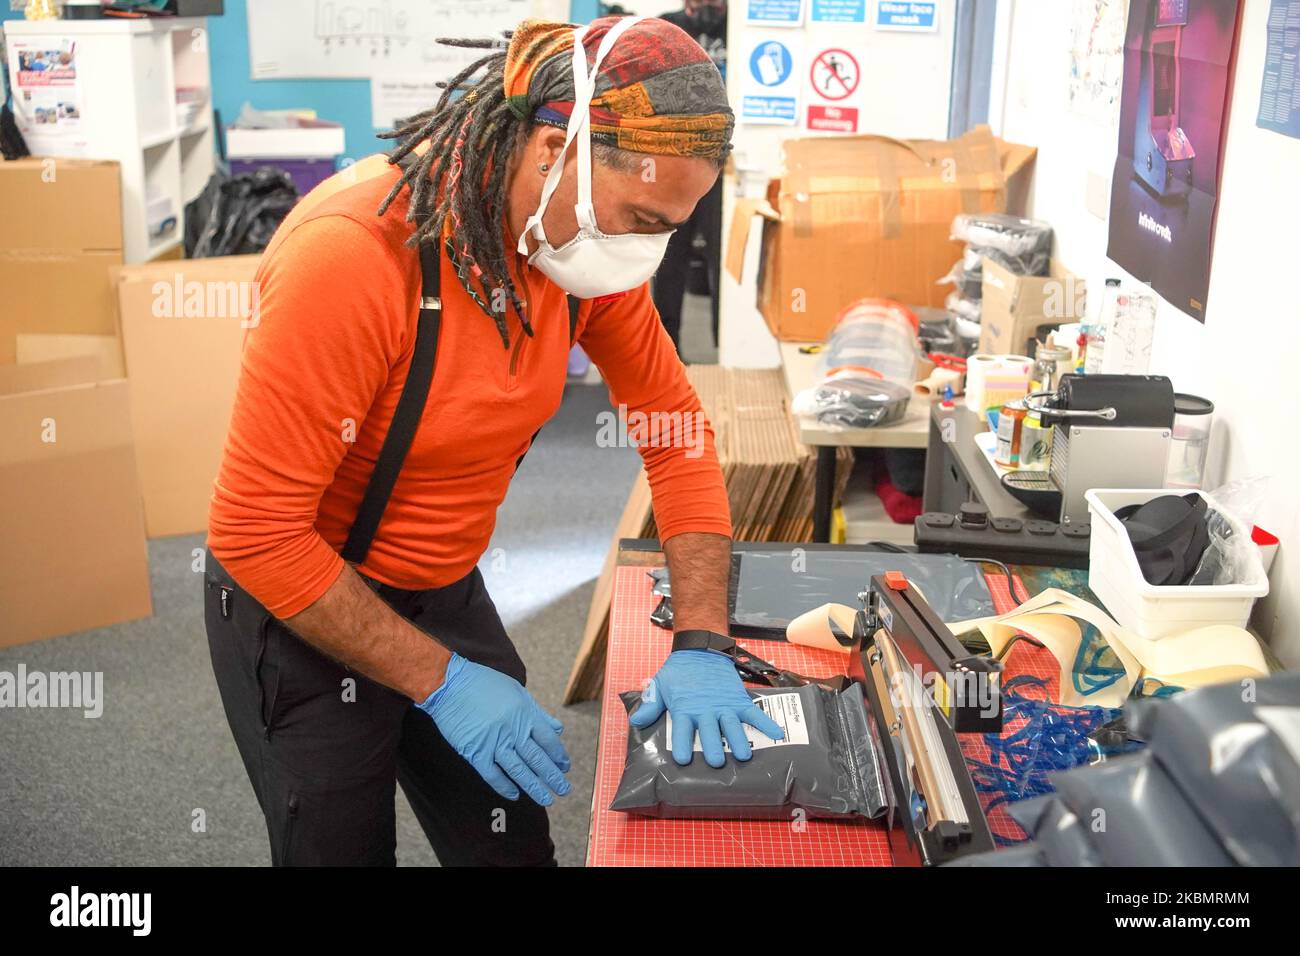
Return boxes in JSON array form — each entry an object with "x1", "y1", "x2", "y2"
[{"x1": 517, "y1": 17, "x2": 674, "y2": 300}]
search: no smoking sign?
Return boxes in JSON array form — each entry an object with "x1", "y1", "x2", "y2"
[{"x1": 809, "y1": 48, "x2": 859, "y2": 101}]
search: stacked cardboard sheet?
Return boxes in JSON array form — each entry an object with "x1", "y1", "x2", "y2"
[{"x1": 563, "y1": 366, "x2": 852, "y2": 703}]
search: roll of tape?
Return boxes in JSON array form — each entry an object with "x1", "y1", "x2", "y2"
[{"x1": 964, "y1": 354, "x2": 1033, "y2": 413}]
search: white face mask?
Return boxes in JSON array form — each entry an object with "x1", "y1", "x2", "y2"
[{"x1": 516, "y1": 17, "x2": 674, "y2": 299}]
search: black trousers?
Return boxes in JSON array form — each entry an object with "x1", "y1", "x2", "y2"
[
  {"x1": 203, "y1": 553, "x2": 556, "y2": 866},
  {"x1": 652, "y1": 177, "x2": 724, "y2": 351}
]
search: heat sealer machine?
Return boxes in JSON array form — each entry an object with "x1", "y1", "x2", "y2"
[
  {"x1": 725, "y1": 570, "x2": 1004, "y2": 865},
  {"x1": 854, "y1": 571, "x2": 1001, "y2": 866}
]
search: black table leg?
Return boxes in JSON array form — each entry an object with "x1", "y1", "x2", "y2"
[{"x1": 812, "y1": 445, "x2": 835, "y2": 543}]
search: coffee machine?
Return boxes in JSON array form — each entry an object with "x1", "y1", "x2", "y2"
[{"x1": 1028, "y1": 374, "x2": 1176, "y2": 524}]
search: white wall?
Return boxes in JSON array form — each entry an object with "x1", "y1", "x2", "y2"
[
  {"x1": 997, "y1": 0, "x2": 1299, "y2": 664},
  {"x1": 720, "y1": 1, "x2": 958, "y2": 366}
]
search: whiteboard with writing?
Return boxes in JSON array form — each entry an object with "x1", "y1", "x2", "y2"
[{"x1": 246, "y1": 0, "x2": 535, "y2": 80}]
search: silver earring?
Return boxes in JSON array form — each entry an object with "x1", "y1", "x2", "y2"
[{"x1": 539, "y1": 162, "x2": 550, "y2": 172}]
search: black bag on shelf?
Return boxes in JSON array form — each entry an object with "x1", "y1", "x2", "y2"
[{"x1": 184, "y1": 166, "x2": 298, "y2": 258}]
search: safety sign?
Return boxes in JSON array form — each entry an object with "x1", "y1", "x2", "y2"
[
  {"x1": 809, "y1": 48, "x2": 859, "y2": 101},
  {"x1": 745, "y1": 0, "x2": 807, "y2": 28},
  {"x1": 875, "y1": 1, "x2": 939, "y2": 32},
  {"x1": 807, "y1": 104, "x2": 860, "y2": 132},
  {"x1": 741, "y1": 33, "x2": 803, "y2": 125},
  {"x1": 812, "y1": 0, "x2": 867, "y2": 22}
]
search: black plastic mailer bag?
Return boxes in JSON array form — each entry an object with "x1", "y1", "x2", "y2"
[{"x1": 611, "y1": 683, "x2": 888, "y2": 821}]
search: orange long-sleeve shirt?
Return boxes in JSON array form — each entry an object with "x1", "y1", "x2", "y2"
[{"x1": 208, "y1": 154, "x2": 731, "y2": 619}]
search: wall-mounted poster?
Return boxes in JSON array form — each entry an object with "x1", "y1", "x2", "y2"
[
  {"x1": 1107, "y1": 0, "x2": 1242, "y2": 323},
  {"x1": 7, "y1": 37, "x2": 86, "y2": 156},
  {"x1": 1257, "y1": 0, "x2": 1300, "y2": 139},
  {"x1": 1068, "y1": 0, "x2": 1128, "y2": 126}
]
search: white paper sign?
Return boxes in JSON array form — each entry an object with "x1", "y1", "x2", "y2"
[
  {"x1": 7, "y1": 37, "x2": 88, "y2": 156},
  {"x1": 371, "y1": 75, "x2": 443, "y2": 129}
]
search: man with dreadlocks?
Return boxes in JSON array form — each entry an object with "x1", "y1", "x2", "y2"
[{"x1": 205, "y1": 16, "x2": 782, "y2": 867}]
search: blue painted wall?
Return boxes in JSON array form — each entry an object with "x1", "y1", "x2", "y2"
[{"x1": 3, "y1": 1, "x2": 600, "y2": 164}]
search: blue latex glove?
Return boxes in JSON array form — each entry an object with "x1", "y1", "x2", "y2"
[
  {"x1": 418, "y1": 653, "x2": 572, "y2": 806},
  {"x1": 628, "y1": 650, "x2": 785, "y2": 768}
]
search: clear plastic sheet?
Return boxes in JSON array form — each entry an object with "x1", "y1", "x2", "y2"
[
  {"x1": 1193, "y1": 476, "x2": 1270, "y2": 587},
  {"x1": 610, "y1": 683, "x2": 887, "y2": 820},
  {"x1": 728, "y1": 549, "x2": 995, "y2": 634}
]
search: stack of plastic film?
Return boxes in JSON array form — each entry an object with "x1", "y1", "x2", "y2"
[
  {"x1": 966, "y1": 676, "x2": 1139, "y2": 845},
  {"x1": 950, "y1": 213, "x2": 1054, "y2": 276}
]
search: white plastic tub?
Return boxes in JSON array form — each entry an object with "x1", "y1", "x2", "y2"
[{"x1": 1085, "y1": 488, "x2": 1269, "y2": 640}]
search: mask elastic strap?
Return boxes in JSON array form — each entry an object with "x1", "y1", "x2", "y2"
[
  {"x1": 516, "y1": 17, "x2": 644, "y2": 253},
  {"x1": 517, "y1": 24, "x2": 591, "y2": 255},
  {"x1": 574, "y1": 15, "x2": 643, "y2": 233}
]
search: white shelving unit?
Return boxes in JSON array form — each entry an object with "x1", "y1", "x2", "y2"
[{"x1": 4, "y1": 16, "x2": 216, "y2": 263}]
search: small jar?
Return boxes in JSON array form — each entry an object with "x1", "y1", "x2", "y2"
[{"x1": 1032, "y1": 343, "x2": 1072, "y2": 394}]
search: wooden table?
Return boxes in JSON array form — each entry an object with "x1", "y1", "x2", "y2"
[{"x1": 778, "y1": 342, "x2": 930, "y2": 542}]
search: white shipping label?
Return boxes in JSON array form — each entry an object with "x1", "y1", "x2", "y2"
[{"x1": 665, "y1": 692, "x2": 811, "y2": 752}]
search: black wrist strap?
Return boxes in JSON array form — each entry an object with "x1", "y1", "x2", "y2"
[
  {"x1": 672, "y1": 631, "x2": 854, "y2": 693},
  {"x1": 672, "y1": 629, "x2": 737, "y2": 654}
]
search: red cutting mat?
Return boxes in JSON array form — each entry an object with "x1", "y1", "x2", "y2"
[{"x1": 587, "y1": 564, "x2": 1056, "y2": 866}]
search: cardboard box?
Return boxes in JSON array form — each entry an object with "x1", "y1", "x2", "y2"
[
  {"x1": 0, "y1": 158, "x2": 124, "y2": 363},
  {"x1": 726, "y1": 125, "x2": 1036, "y2": 342},
  {"x1": 978, "y1": 258, "x2": 1087, "y2": 357},
  {"x1": 115, "y1": 255, "x2": 258, "y2": 537},
  {"x1": 0, "y1": 361, "x2": 152, "y2": 648},
  {"x1": 16, "y1": 333, "x2": 126, "y2": 380}
]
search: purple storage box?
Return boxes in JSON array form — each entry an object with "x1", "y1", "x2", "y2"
[{"x1": 230, "y1": 158, "x2": 337, "y2": 198}]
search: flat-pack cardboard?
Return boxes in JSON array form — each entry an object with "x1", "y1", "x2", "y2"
[
  {"x1": 0, "y1": 360, "x2": 152, "y2": 648},
  {"x1": 726, "y1": 125, "x2": 1037, "y2": 342},
  {"x1": 978, "y1": 258, "x2": 1087, "y2": 356},
  {"x1": 115, "y1": 255, "x2": 259, "y2": 537},
  {"x1": 0, "y1": 158, "x2": 124, "y2": 363}
]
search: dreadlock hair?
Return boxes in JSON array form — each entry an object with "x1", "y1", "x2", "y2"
[{"x1": 378, "y1": 34, "x2": 527, "y2": 349}]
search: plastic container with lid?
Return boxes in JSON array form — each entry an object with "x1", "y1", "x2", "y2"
[{"x1": 1165, "y1": 393, "x2": 1214, "y2": 489}]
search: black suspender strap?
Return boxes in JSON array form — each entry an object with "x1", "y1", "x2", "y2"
[
  {"x1": 341, "y1": 235, "x2": 442, "y2": 565},
  {"x1": 340, "y1": 154, "x2": 442, "y2": 565},
  {"x1": 567, "y1": 293, "x2": 581, "y2": 344}
]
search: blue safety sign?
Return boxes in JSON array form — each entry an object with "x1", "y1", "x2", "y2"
[
  {"x1": 749, "y1": 40, "x2": 793, "y2": 87},
  {"x1": 742, "y1": 37, "x2": 799, "y2": 125},
  {"x1": 812, "y1": 0, "x2": 866, "y2": 22},
  {"x1": 875, "y1": 1, "x2": 938, "y2": 32},
  {"x1": 746, "y1": 0, "x2": 806, "y2": 27}
]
